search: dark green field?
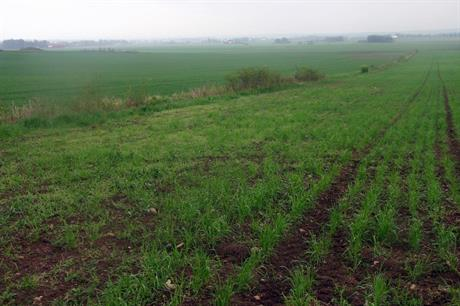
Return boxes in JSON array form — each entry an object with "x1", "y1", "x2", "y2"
[
  {"x1": 0, "y1": 43, "x2": 425, "y2": 105},
  {"x1": 0, "y1": 41, "x2": 460, "y2": 305}
]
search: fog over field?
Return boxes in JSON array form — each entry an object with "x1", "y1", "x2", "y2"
[{"x1": 1, "y1": 0, "x2": 459, "y2": 39}]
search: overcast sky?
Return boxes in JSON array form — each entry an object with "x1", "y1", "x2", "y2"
[{"x1": 1, "y1": 0, "x2": 459, "y2": 40}]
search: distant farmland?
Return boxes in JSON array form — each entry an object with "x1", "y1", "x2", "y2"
[
  {"x1": 0, "y1": 43, "x2": 419, "y2": 106},
  {"x1": 1, "y1": 41, "x2": 460, "y2": 305}
]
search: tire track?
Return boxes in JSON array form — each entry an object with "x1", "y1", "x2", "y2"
[
  {"x1": 314, "y1": 64, "x2": 458, "y2": 306},
  {"x1": 434, "y1": 66, "x2": 460, "y2": 276},
  {"x1": 353, "y1": 79, "x2": 458, "y2": 306},
  {"x1": 229, "y1": 63, "x2": 433, "y2": 306},
  {"x1": 437, "y1": 66, "x2": 460, "y2": 175},
  {"x1": 308, "y1": 64, "x2": 434, "y2": 305}
]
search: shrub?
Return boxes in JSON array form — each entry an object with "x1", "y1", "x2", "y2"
[
  {"x1": 361, "y1": 65, "x2": 369, "y2": 73},
  {"x1": 225, "y1": 67, "x2": 283, "y2": 91},
  {"x1": 294, "y1": 67, "x2": 324, "y2": 82}
]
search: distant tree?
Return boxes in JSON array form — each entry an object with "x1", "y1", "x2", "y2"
[
  {"x1": 2, "y1": 39, "x2": 25, "y2": 49},
  {"x1": 367, "y1": 35, "x2": 394, "y2": 43},
  {"x1": 1, "y1": 39, "x2": 49, "y2": 50},
  {"x1": 33, "y1": 40, "x2": 49, "y2": 48},
  {"x1": 274, "y1": 37, "x2": 291, "y2": 44}
]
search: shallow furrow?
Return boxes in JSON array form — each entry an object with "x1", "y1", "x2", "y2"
[{"x1": 438, "y1": 67, "x2": 460, "y2": 175}]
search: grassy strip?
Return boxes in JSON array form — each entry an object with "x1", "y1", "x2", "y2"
[
  {"x1": 0, "y1": 66, "x2": 327, "y2": 130},
  {"x1": 0, "y1": 47, "x2": 420, "y2": 138}
]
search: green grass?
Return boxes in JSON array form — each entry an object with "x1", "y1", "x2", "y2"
[
  {"x1": 0, "y1": 42, "x2": 423, "y2": 106},
  {"x1": 0, "y1": 41, "x2": 460, "y2": 305}
]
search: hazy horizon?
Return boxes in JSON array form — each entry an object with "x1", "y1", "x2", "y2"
[{"x1": 1, "y1": 0, "x2": 459, "y2": 40}]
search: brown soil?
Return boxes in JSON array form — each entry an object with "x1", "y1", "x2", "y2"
[
  {"x1": 314, "y1": 230, "x2": 365, "y2": 305},
  {"x1": 3, "y1": 237, "x2": 131, "y2": 305},
  {"x1": 2, "y1": 193, "x2": 154, "y2": 305},
  {"x1": 438, "y1": 67, "x2": 460, "y2": 174},
  {"x1": 181, "y1": 224, "x2": 254, "y2": 306},
  {"x1": 215, "y1": 242, "x2": 251, "y2": 265},
  {"x1": 2, "y1": 238, "x2": 80, "y2": 305},
  {"x1": 230, "y1": 156, "x2": 361, "y2": 305}
]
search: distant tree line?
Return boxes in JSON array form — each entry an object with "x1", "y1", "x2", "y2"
[
  {"x1": 367, "y1": 35, "x2": 394, "y2": 43},
  {"x1": 0, "y1": 39, "x2": 133, "y2": 50},
  {"x1": 223, "y1": 37, "x2": 250, "y2": 45},
  {"x1": 398, "y1": 33, "x2": 460, "y2": 39},
  {"x1": 274, "y1": 37, "x2": 291, "y2": 44},
  {"x1": 1, "y1": 39, "x2": 49, "y2": 50},
  {"x1": 324, "y1": 36, "x2": 345, "y2": 42},
  {"x1": 72, "y1": 40, "x2": 128, "y2": 47}
]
